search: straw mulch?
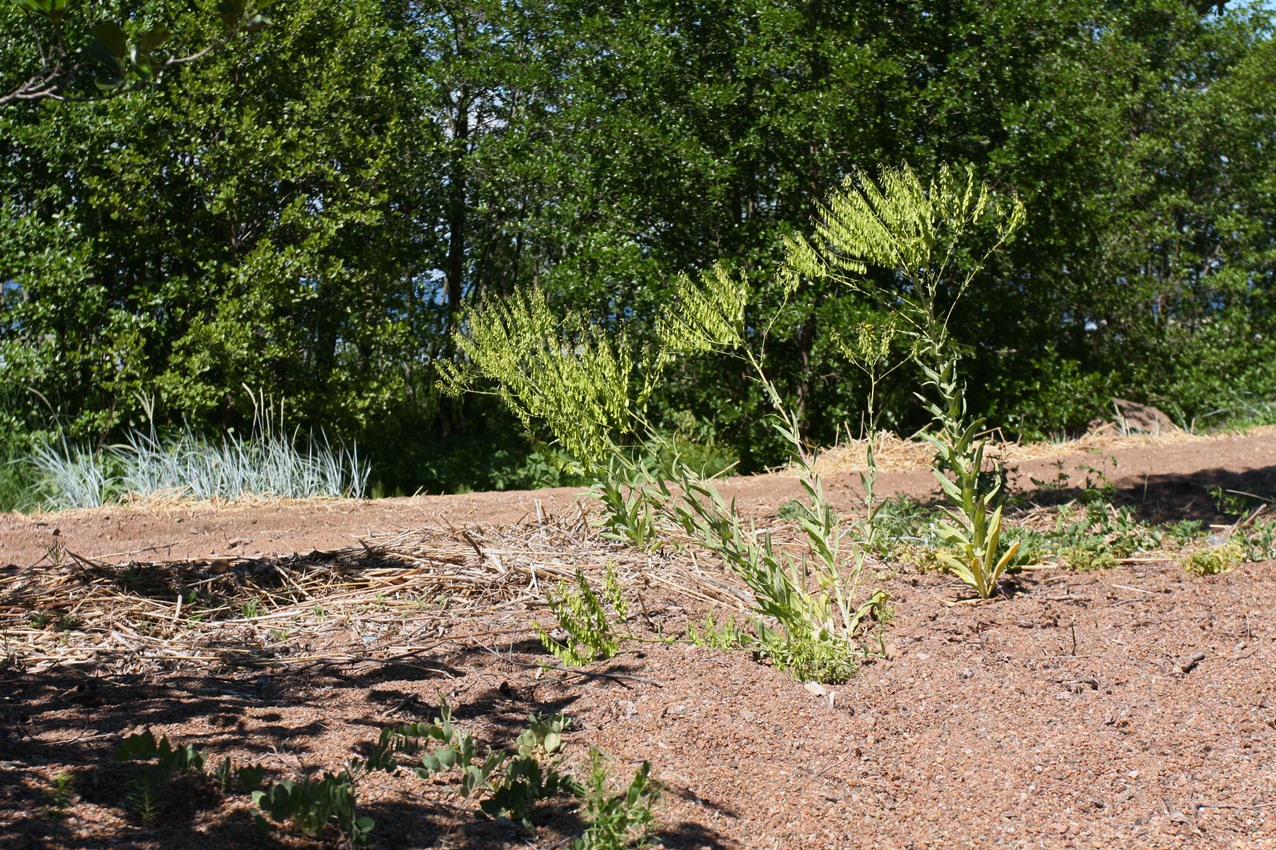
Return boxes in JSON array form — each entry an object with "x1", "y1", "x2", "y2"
[
  {"x1": 810, "y1": 427, "x2": 1205, "y2": 475},
  {"x1": 0, "y1": 516, "x2": 743, "y2": 679}
]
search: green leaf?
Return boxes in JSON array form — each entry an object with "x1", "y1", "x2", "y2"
[
  {"x1": 137, "y1": 26, "x2": 172, "y2": 56},
  {"x1": 87, "y1": 41, "x2": 127, "y2": 77},
  {"x1": 132, "y1": 55, "x2": 155, "y2": 81},
  {"x1": 116, "y1": 731, "x2": 161, "y2": 761},
  {"x1": 91, "y1": 22, "x2": 129, "y2": 61}
]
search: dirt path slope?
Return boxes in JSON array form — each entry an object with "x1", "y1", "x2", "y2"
[{"x1": 3, "y1": 428, "x2": 1275, "y2": 566}]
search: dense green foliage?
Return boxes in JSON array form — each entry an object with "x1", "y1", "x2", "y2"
[{"x1": 2, "y1": 0, "x2": 1273, "y2": 498}]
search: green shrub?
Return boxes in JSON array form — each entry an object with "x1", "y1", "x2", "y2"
[{"x1": 1185, "y1": 542, "x2": 1244, "y2": 577}]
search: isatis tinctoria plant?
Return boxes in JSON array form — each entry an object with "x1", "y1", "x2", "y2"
[
  {"x1": 785, "y1": 163, "x2": 1027, "y2": 598},
  {"x1": 441, "y1": 240, "x2": 885, "y2": 682},
  {"x1": 538, "y1": 566, "x2": 630, "y2": 667},
  {"x1": 439, "y1": 270, "x2": 744, "y2": 473}
]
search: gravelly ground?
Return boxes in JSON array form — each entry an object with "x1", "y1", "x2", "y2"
[{"x1": 2, "y1": 429, "x2": 1275, "y2": 849}]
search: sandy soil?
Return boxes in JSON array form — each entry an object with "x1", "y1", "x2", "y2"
[{"x1": 2, "y1": 429, "x2": 1275, "y2": 849}]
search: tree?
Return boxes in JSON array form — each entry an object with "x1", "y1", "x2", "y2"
[
  {"x1": 0, "y1": 0, "x2": 430, "y2": 440},
  {"x1": 3, "y1": 0, "x2": 1273, "y2": 494},
  {"x1": 2, "y1": 0, "x2": 274, "y2": 105}
]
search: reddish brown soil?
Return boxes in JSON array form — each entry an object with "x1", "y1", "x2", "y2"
[{"x1": 2, "y1": 431, "x2": 1275, "y2": 849}]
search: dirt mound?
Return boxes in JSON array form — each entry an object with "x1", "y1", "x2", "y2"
[{"x1": 2, "y1": 429, "x2": 1275, "y2": 848}]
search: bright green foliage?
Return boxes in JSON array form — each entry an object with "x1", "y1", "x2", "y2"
[
  {"x1": 397, "y1": 701, "x2": 582, "y2": 832},
  {"x1": 571, "y1": 752, "x2": 659, "y2": 850},
  {"x1": 657, "y1": 455, "x2": 887, "y2": 684},
  {"x1": 686, "y1": 610, "x2": 754, "y2": 652},
  {"x1": 598, "y1": 372, "x2": 888, "y2": 683},
  {"x1": 440, "y1": 286, "x2": 639, "y2": 469},
  {"x1": 1, "y1": 0, "x2": 432, "y2": 476},
  {"x1": 655, "y1": 265, "x2": 748, "y2": 361},
  {"x1": 4, "y1": 0, "x2": 272, "y2": 103},
  {"x1": 832, "y1": 316, "x2": 904, "y2": 544},
  {"x1": 539, "y1": 566, "x2": 630, "y2": 667},
  {"x1": 1049, "y1": 502, "x2": 1162, "y2": 570},
  {"x1": 103, "y1": 720, "x2": 657, "y2": 848},
  {"x1": 4, "y1": 1, "x2": 1275, "y2": 493},
  {"x1": 450, "y1": 240, "x2": 883, "y2": 681},
  {"x1": 1185, "y1": 543, "x2": 1244, "y2": 577},
  {"x1": 483, "y1": 714, "x2": 583, "y2": 828},
  {"x1": 784, "y1": 164, "x2": 1026, "y2": 341},
  {"x1": 592, "y1": 464, "x2": 663, "y2": 552},
  {"x1": 441, "y1": 270, "x2": 746, "y2": 471},
  {"x1": 785, "y1": 164, "x2": 1025, "y2": 598}
]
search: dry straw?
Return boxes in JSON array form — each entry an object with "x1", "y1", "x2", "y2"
[
  {"x1": 0, "y1": 514, "x2": 745, "y2": 678},
  {"x1": 809, "y1": 427, "x2": 1204, "y2": 476}
]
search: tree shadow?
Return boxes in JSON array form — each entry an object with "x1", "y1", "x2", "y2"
[{"x1": 1008, "y1": 463, "x2": 1276, "y2": 525}]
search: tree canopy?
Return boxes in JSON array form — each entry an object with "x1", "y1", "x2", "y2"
[{"x1": 2, "y1": 0, "x2": 1272, "y2": 494}]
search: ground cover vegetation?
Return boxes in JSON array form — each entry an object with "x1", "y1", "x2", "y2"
[
  {"x1": 2, "y1": 0, "x2": 1274, "y2": 502},
  {"x1": 2, "y1": 439, "x2": 1273, "y2": 845},
  {"x1": 4, "y1": 5, "x2": 1276, "y2": 838},
  {"x1": 107, "y1": 708, "x2": 657, "y2": 848}
]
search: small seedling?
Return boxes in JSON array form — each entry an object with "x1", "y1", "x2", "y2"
[
  {"x1": 251, "y1": 729, "x2": 396, "y2": 846},
  {"x1": 213, "y1": 757, "x2": 265, "y2": 793},
  {"x1": 686, "y1": 610, "x2": 754, "y2": 651},
  {"x1": 1242, "y1": 519, "x2": 1276, "y2": 562},
  {"x1": 571, "y1": 751, "x2": 660, "y2": 850},
  {"x1": 253, "y1": 774, "x2": 366, "y2": 845},
  {"x1": 1077, "y1": 455, "x2": 1118, "y2": 501},
  {"x1": 776, "y1": 499, "x2": 806, "y2": 521},
  {"x1": 43, "y1": 771, "x2": 77, "y2": 827},
  {"x1": 116, "y1": 731, "x2": 208, "y2": 825},
  {"x1": 481, "y1": 714, "x2": 582, "y2": 828},
  {"x1": 1030, "y1": 459, "x2": 1071, "y2": 492},
  {"x1": 395, "y1": 700, "x2": 582, "y2": 832},
  {"x1": 539, "y1": 566, "x2": 629, "y2": 667},
  {"x1": 28, "y1": 607, "x2": 85, "y2": 630},
  {"x1": 1210, "y1": 485, "x2": 1261, "y2": 517},
  {"x1": 1168, "y1": 519, "x2": 1206, "y2": 546},
  {"x1": 1185, "y1": 541, "x2": 1244, "y2": 577},
  {"x1": 594, "y1": 475, "x2": 662, "y2": 551},
  {"x1": 252, "y1": 768, "x2": 375, "y2": 846}
]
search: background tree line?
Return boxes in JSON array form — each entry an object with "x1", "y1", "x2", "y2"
[{"x1": 2, "y1": 0, "x2": 1273, "y2": 496}]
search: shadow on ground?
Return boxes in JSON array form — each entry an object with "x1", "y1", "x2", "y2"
[{"x1": 1010, "y1": 463, "x2": 1276, "y2": 524}]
